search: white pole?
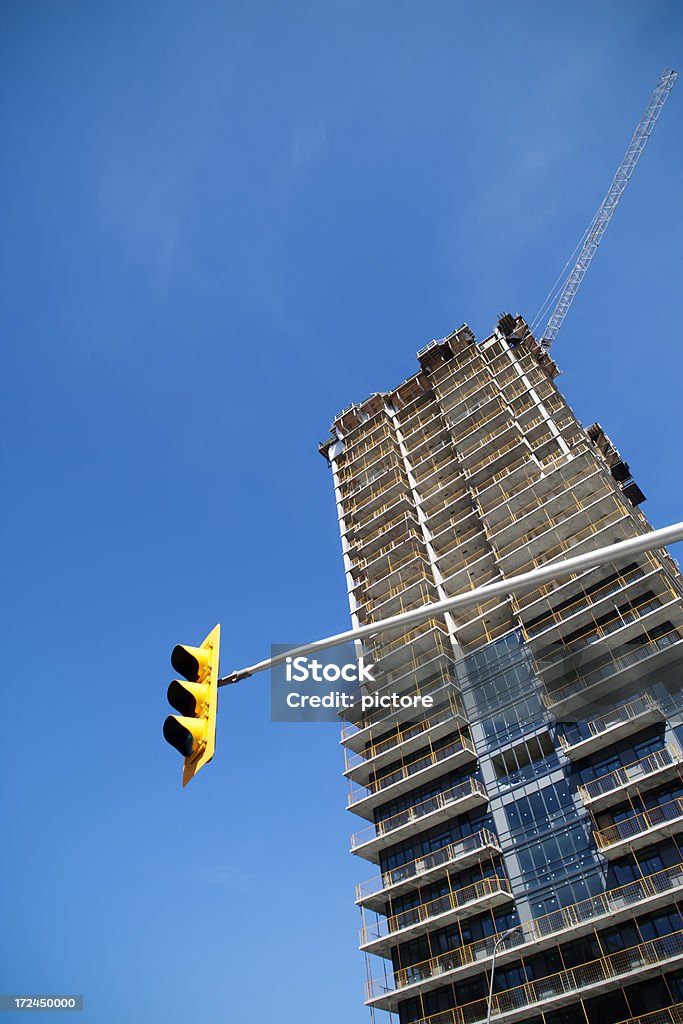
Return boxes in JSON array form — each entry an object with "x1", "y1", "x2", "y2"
[
  {"x1": 219, "y1": 521, "x2": 683, "y2": 685},
  {"x1": 486, "y1": 926, "x2": 525, "y2": 1023}
]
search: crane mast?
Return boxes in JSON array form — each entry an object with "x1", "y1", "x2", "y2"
[{"x1": 539, "y1": 68, "x2": 677, "y2": 352}]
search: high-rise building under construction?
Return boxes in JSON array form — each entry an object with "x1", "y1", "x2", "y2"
[{"x1": 320, "y1": 315, "x2": 683, "y2": 1024}]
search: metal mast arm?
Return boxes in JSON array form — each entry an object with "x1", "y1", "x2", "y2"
[{"x1": 540, "y1": 68, "x2": 677, "y2": 352}]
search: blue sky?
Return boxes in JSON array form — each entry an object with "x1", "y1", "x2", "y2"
[{"x1": 2, "y1": 2, "x2": 682, "y2": 1021}]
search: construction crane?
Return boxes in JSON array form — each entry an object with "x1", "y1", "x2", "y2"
[{"x1": 533, "y1": 68, "x2": 678, "y2": 352}]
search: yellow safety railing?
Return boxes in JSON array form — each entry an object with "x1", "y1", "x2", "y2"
[
  {"x1": 542, "y1": 626, "x2": 682, "y2": 708},
  {"x1": 514, "y1": 551, "x2": 658, "y2": 621},
  {"x1": 420, "y1": 486, "x2": 471, "y2": 518},
  {"x1": 356, "y1": 828, "x2": 500, "y2": 903},
  {"x1": 490, "y1": 462, "x2": 596, "y2": 534},
  {"x1": 359, "y1": 564, "x2": 432, "y2": 604},
  {"x1": 347, "y1": 734, "x2": 476, "y2": 806},
  {"x1": 614, "y1": 1003, "x2": 683, "y2": 1024},
  {"x1": 438, "y1": 371, "x2": 497, "y2": 408},
  {"x1": 350, "y1": 778, "x2": 486, "y2": 850},
  {"x1": 356, "y1": 549, "x2": 426, "y2": 591},
  {"x1": 429, "y1": 507, "x2": 478, "y2": 545},
  {"x1": 494, "y1": 484, "x2": 615, "y2": 560},
  {"x1": 367, "y1": 618, "x2": 450, "y2": 662},
  {"x1": 344, "y1": 694, "x2": 465, "y2": 771},
  {"x1": 509, "y1": 504, "x2": 629, "y2": 576},
  {"x1": 366, "y1": 862, "x2": 683, "y2": 1000},
  {"x1": 389, "y1": 930, "x2": 683, "y2": 1023},
  {"x1": 457, "y1": 420, "x2": 520, "y2": 460},
  {"x1": 532, "y1": 592, "x2": 668, "y2": 666},
  {"x1": 578, "y1": 744, "x2": 683, "y2": 804},
  {"x1": 558, "y1": 695, "x2": 661, "y2": 753},
  {"x1": 341, "y1": 667, "x2": 458, "y2": 741},
  {"x1": 338, "y1": 455, "x2": 402, "y2": 501},
  {"x1": 339, "y1": 424, "x2": 395, "y2": 464},
  {"x1": 360, "y1": 875, "x2": 511, "y2": 945},
  {"x1": 465, "y1": 434, "x2": 529, "y2": 476},
  {"x1": 344, "y1": 469, "x2": 407, "y2": 519},
  {"x1": 348, "y1": 493, "x2": 415, "y2": 532},
  {"x1": 352, "y1": 509, "x2": 419, "y2": 548},
  {"x1": 448, "y1": 395, "x2": 507, "y2": 437},
  {"x1": 432, "y1": 525, "x2": 485, "y2": 560},
  {"x1": 595, "y1": 795, "x2": 683, "y2": 850},
  {"x1": 400, "y1": 411, "x2": 446, "y2": 448}
]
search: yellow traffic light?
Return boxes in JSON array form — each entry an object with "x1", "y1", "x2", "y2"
[{"x1": 163, "y1": 624, "x2": 220, "y2": 787}]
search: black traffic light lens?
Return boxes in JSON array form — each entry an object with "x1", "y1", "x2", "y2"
[
  {"x1": 167, "y1": 679, "x2": 197, "y2": 717},
  {"x1": 171, "y1": 645, "x2": 200, "y2": 681},
  {"x1": 163, "y1": 716, "x2": 194, "y2": 757}
]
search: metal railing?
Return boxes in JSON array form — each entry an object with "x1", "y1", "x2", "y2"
[
  {"x1": 360, "y1": 875, "x2": 512, "y2": 946},
  {"x1": 348, "y1": 493, "x2": 416, "y2": 533},
  {"x1": 505, "y1": 503, "x2": 629, "y2": 577},
  {"x1": 558, "y1": 695, "x2": 661, "y2": 753},
  {"x1": 533, "y1": 594, "x2": 667, "y2": 666},
  {"x1": 542, "y1": 627, "x2": 682, "y2": 708},
  {"x1": 464, "y1": 434, "x2": 528, "y2": 476},
  {"x1": 614, "y1": 1004, "x2": 683, "y2": 1024},
  {"x1": 494, "y1": 485, "x2": 615, "y2": 561},
  {"x1": 350, "y1": 508, "x2": 419, "y2": 549},
  {"x1": 366, "y1": 861, "x2": 683, "y2": 1000},
  {"x1": 367, "y1": 618, "x2": 450, "y2": 663},
  {"x1": 358, "y1": 568, "x2": 435, "y2": 610},
  {"x1": 595, "y1": 796, "x2": 683, "y2": 850},
  {"x1": 352, "y1": 547, "x2": 426, "y2": 590},
  {"x1": 341, "y1": 673, "x2": 458, "y2": 741},
  {"x1": 578, "y1": 745, "x2": 683, "y2": 804},
  {"x1": 364, "y1": 581, "x2": 437, "y2": 622},
  {"x1": 350, "y1": 778, "x2": 487, "y2": 850},
  {"x1": 344, "y1": 695, "x2": 465, "y2": 770},
  {"x1": 522, "y1": 561, "x2": 653, "y2": 638},
  {"x1": 356, "y1": 829, "x2": 500, "y2": 903},
  {"x1": 400, "y1": 930, "x2": 683, "y2": 1024},
  {"x1": 347, "y1": 735, "x2": 476, "y2": 806},
  {"x1": 457, "y1": 420, "x2": 520, "y2": 460},
  {"x1": 487, "y1": 454, "x2": 596, "y2": 531}
]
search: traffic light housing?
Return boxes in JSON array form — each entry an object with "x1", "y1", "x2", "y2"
[{"x1": 163, "y1": 624, "x2": 220, "y2": 787}]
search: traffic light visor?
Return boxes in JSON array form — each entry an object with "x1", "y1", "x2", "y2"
[
  {"x1": 163, "y1": 715, "x2": 195, "y2": 757},
  {"x1": 167, "y1": 678, "x2": 210, "y2": 717},
  {"x1": 171, "y1": 643, "x2": 209, "y2": 682}
]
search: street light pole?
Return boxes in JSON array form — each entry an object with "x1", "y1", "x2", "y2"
[{"x1": 486, "y1": 925, "x2": 525, "y2": 1024}]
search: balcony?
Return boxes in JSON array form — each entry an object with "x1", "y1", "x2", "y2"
[
  {"x1": 399, "y1": 930, "x2": 683, "y2": 1024},
  {"x1": 350, "y1": 778, "x2": 488, "y2": 862},
  {"x1": 578, "y1": 745, "x2": 683, "y2": 810},
  {"x1": 493, "y1": 487, "x2": 618, "y2": 571},
  {"x1": 366, "y1": 619, "x2": 451, "y2": 673},
  {"x1": 366, "y1": 861, "x2": 683, "y2": 1011},
  {"x1": 339, "y1": 660, "x2": 459, "y2": 739},
  {"x1": 558, "y1": 695, "x2": 664, "y2": 759},
  {"x1": 360, "y1": 577, "x2": 437, "y2": 626},
  {"x1": 347, "y1": 735, "x2": 478, "y2": 819},
  {"x1": 355, "y1": 829, "x2": 502, "y2": 912},
  {"x1": 351, "y1": 545, "x2": 427, "y2": 594},
  {"x1": 462, "y1": 434, "x2": 532, "y2": 489},
  {"x1": 343, "y1": 696, "x2": 467, "y2": 783},
  {"x1": 350, "y1": 510, "x2": 421, "y2": 563},
  {"x1": 542, "y1": 627, "x2": 683, "y2": 718},
  {"x1": 360, "y1": 876, "x2": 513, "y2": 956},
  {"x1": 482, "y1": 452, "x2": 601, "y2": 534},
  {"x1": 521, "y1": 560, "x2": 658, "y2": 641},
  {"x1": 594, "y1": 796, "x2": 683, "y2": 858},
  {"x1": 615, "y1": 1005, "x2": 683, "y2": 1024},
  {"x1": 533, "y1": 594, "x2": 676, "y2": 679}
]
